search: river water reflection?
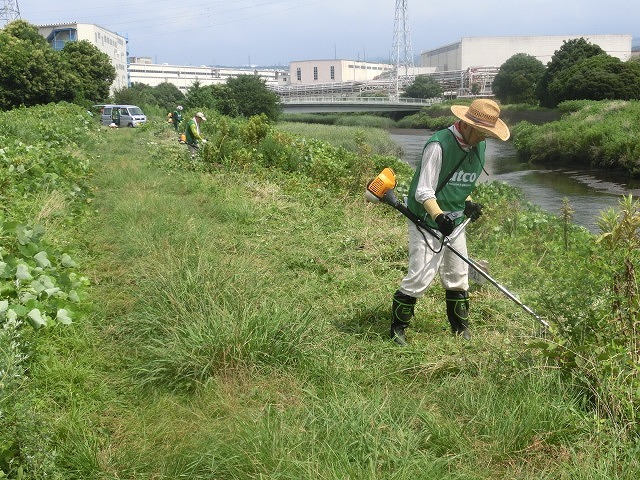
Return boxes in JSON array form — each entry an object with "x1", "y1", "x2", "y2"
[{"x1": 388, "y1": 128, "x2": 640, "y2": 233}]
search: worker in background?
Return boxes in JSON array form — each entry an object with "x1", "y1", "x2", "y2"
[
  {"x1": 171, "y1": 105, "x2": 183, "y2": 132},
  {"x1": 111, "y1": 107, "x2": 121, "y2": 127},
  {"x1": 185, "y1": 111, "x2": 207, "y2": 155}
]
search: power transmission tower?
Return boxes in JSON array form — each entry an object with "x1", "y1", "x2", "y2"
[
  {"x1": 391, "y1": 0, "x2": 414, "y2": 96},
  {"x1": 0, "y1": 0, "x2": 21, "y2": 27}
]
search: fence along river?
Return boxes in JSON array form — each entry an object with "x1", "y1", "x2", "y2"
[{"x1": 388, "y1": 128, "x2": 640, "y2": 234}]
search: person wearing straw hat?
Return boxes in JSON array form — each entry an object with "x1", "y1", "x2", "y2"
[
  {"x1": 185, "y1": 111, "x2": 207, "y2": 155},
  {"x1": 390, "y1": 98, "x2": 510, "y2": 345}
]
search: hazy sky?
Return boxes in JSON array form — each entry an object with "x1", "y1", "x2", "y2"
[{"x1": 18, "y1": 0, "x2": 640, "y2": 67}]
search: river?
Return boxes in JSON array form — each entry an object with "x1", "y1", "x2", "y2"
[{"x1": 388, "y1": 128, "x2": 640, "y2": 233}]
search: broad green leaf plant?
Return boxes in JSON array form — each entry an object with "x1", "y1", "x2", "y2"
[{"x1": 0, "y1": 220, "x2": 88, "y2": 330}]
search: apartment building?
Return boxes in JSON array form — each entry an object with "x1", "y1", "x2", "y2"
[{"x1": 37, "y1": 22, "x2": 128, "y2": 92}]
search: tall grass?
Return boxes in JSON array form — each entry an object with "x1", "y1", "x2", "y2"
[
  {"x1": 277, "y1": 121, "x2": 403, "y2": 157},
  {"x1": 281, "y1": 113, "x2": 397, "y2": 129},
  {"x1": 77, "y1": 124, "x2": 636, "y2": 478}
]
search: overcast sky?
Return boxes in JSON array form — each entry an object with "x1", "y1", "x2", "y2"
[{"x1": 18, "y1": 0, "x2": 640, "y2": 67}]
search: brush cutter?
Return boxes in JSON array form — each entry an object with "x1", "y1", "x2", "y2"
[{"x1": 366, "y1": 168, "x2": 549, "y2": 329}]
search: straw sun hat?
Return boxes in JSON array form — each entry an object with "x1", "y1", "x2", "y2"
[{"x1": 451, "y1": 99, "x2": 510, "y2": 141}]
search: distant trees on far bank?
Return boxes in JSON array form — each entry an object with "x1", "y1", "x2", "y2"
[
  {"x1": 492, "y1": 38, "x2": 640, "y2": 107},
  {"x1": 492, "y1": 53, "x2": 545, "y2": 105},
  {"x1": 115, "y1": 74, "x2": 281, "y2": 121},
  {"x1": 401, "y1": 75, "x2": 443, "y2": 99}
]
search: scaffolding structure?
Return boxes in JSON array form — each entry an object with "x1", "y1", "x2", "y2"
[
  {"x1": 430, "y1": 66, "x2": 500, "y2": 97},
  {"x1": 0, "y1": 0, "x2": 20, "y2": 26},
  {"x1": 270, "y1": 67, "x2": 500, "y2": 100}
]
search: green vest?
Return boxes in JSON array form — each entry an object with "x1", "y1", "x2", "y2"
[
  {"x1": 185, "y1": 118, "x2": 198, "y2": 145},
  {"x1": 407, "y1": 129, "x2": 486, "y2": 227}
]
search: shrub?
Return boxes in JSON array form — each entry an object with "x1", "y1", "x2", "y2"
[{"x1": 533, "y1": 195, "x2": 640, "y2": 433}]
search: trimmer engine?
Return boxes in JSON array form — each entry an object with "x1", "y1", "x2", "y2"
[{"x1": 365, "y1": 167, "x2": 397, "y2": 203}]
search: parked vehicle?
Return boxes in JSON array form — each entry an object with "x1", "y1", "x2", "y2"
[{"x1": 96, "y1": 104, "x2": 147, "y2": 127}]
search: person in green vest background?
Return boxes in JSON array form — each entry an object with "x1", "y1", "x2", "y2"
[
  {"x1": 111, "y1": 107, "x2": 121, "y2": 127},
  {"x1": 185, "y1": 111, "x2": 207, "y2": 155},
  {"x1": 390, "y1": 98, "x2": 511, "y2": 345},
  {"x1": 171, "y1": 105, "x2": 183, "y2": 132}
]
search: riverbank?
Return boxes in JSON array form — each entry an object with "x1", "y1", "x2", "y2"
[
  {"x1": 284, "y1": 100, "x2": 640, "y2": 177},
  {"x1": 513, "y1": 100, "x2": 640, "y2": 176},
  {"x1": 284, "y1": 100, "x2": 640, "y2": 230},
  {"x1": 400, "y1": 99, "x2": 640, "y2": 177}
]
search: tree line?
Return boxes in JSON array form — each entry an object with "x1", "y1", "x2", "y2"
[
  {"x1": 2, "y1": 19, "x2": 638, "y2": 115},
  {"x1": 492, "y1": 38, "x2": 640, "y2": 107},
  {"x1": 0, "y1": 20, "x2": 116, "y2": 109},
  {"x1": 112, "y1": 76, "x2": 281, "y2": 121},
  {"x1": 401, "y1": 38, "x2": 640, "y2": 108},
  {"x1": 0, "y1": 19, "x2": 281, "y2": 120}
]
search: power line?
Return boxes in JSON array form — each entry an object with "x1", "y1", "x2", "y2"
[
  {"x1": 117, "y1": 0, "x2": 323, "y2": 31},
  {"x1": 27, "y1": 0, "x2": 317, "y2": 31}
]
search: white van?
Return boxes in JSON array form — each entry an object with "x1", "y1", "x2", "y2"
[{"x1": 99, "y1": 104, "x2": 147, "y2": 127}]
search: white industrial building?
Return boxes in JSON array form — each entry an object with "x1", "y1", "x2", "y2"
[
  {"x1": 37, "y1": 23, "x2": 128, "y2": 92},
  {"x1": 288, "y1": 59, "x2": 393, "y2": 84},
  {"x1": 128, "y1": 58, "x2": 403, "y2": 98},
  {"x1": 128, "y1": 57, "x2": 286, "y2": 92},
  {"x1": 271, "y1": 59, "x2": 421, "y2": 98},
  {"x1": 420, "y1": 34, "x2": 633, "y2": 96},
  {"x1": 422, "y1": 34, "x2": 633, "y2": 71}
]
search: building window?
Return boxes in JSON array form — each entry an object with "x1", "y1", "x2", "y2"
[
  {"x1": 313, "y1": 66, "x2": 318, "y2": 80},
  {"x1": 296, "y1": 67, "x2": 301, "y2": 81},
  {"x1": 330, "y1": 65, "x2": 335, "y2": 80}
]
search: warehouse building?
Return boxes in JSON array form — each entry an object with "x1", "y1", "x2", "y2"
[
  {"x1": 128, "y1": 57, "x2": 286, "y2": 92},
  {"x1": 127, "y1": 58, "x2": 402, "y2": 98},
  {"x1": 288, "y1": 59, "x2": 393, "y2": 84},
  {"x1": 420, "y1": 34, "x2": 633, "y2": 96},
  {"x1": 421, "y1": 34, "x2": 633, "y2": 71},
  {"x1": 274, "y1": 59, "x2": 436, "y2": 98}
]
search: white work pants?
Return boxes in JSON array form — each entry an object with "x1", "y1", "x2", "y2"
[{"x1": 398, "y1": 221, "x2": 469, "y2": 297}]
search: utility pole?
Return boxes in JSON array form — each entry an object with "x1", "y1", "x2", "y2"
[
  {"x1": 0, "y1": 0, "x2": 21, "y2": 27},
  {"x1": 391, "y1": 0, "x2": 414, "y2": 97}
]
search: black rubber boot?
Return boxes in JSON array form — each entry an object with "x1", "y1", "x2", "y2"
[
  {"x1": 445, "y1": 290, "x2": 471, "y2": 340},
  {"x1": 390, "y1": 290, "x2": 416, "y2": 346}
]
